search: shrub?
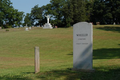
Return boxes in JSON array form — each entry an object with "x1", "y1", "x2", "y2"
[{"x1": 6, "y1": 29, "x2": 9, "y2": 31}]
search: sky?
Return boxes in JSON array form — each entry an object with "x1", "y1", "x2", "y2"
[{"x1": 10, "y1": 0, "x2": 50, "y2": 15}]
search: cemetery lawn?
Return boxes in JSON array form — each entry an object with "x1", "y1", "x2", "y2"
[{"x1": 0, "y1": 25, "x2": 120, "y2": 80}]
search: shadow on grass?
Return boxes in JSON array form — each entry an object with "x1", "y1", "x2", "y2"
[
  {"x1": 93, "y1": 48, "x2": 120, "y2": 59},
  {"x1": 1, "y1": 67, "x2": 120, "y2": 80},
  {"x1": 35, "y1": 48, "x2": 120, "y2": 80},
  {"x1": 35, "y1": 67, "x2": 120, "y2": 80},
  {"x1": 97, "y1": 26, "x2": 120, "y2": 32},
  {"x1": 68, "y1": 48, "x2": 120, "y2": 59},
  {"x1": 1, "y1": 48, "x2": 120, "y2": 80}
]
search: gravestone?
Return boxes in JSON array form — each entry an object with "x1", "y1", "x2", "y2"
[
  {"x1": 113, "y1": 22, "x2": 116, "y2": 25},
  {"x1": 96, "y1": 22, "x2": 100, "y2": 25},
  {"x1": 25, "y1": 28, "x2": 29, "y2": 31},
  {"x1": 37, "y1": 25, "x2": 40, "y2": 27},
  {"x1": 73, "y1": 22, "x2": 94, "y2": 71},
  {"x1": 43, "y1": 15, "x2": 53, "y2": 29},
  {"x1": 29, "y1": 27, "x2": 31, "y2": 29}
]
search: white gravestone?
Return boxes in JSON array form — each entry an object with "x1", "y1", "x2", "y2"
[
  {"x1": 73, "y1": 22, "x2": 94, "y2": 71},
  {"x1": 29, "y1": 27, "x2": 31, "y2": 29},
  {"x1": 113, "y1": 22, "x2": 116, "y2": 25},
  {"x1": 25, "y1": 28, "x2": 29, "y2": 31},
  {"x1": 43, "y1": 15, "x2": 53, "y2": 29}
]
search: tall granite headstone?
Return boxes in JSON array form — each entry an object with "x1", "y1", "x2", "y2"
[{"x1": 73, "y1": 22, "x2": 94, "y2": 71}]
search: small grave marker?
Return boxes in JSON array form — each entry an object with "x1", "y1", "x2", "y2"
[
  {"x1": 25, "y1": 28, "x2": 29, "y2": 31},
  {"x1": 29, "y1": 27, "x2": 31, "y2": 29}
]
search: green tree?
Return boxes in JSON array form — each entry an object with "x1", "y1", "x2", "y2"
[
  {"x1": 29, "y1": 0, "x2": 90, "y2": 27},
  {"x1": 86, "y1": 0, "x2": 94, "y2": 22},
  {"x1": 63, "y1": 0, "x2": 88, "y2": 26},
  {"x1": 49, "y1": 0, "x2": 66, "y2": 26},
  {"x1": 0, "y1": 0, "x2": 13, "y2": 27},
  {"x1": 0, "y1": 0, "x2": 24, "y2": 28},
  {"x1": 105, "y1": 0, "x2": 120, "y2": 24},
  {"x1": 72, "y1": 0, "x2": 87, "y2": 24},
  {"x1": 24, "y1": 13, "x2": 32, "y2": 26},
  {"x1": 91, "y1": 0, "x2": 106, "y2": 24},
  {"x1": 91, "y1": 0, "x2": 120, "y2": 24},
  {"x1": 63, "y1": 0, "x2": 90, "y2": 27},
  {"x1": 62, "y1": 0, "x2": 73, "y2": 27},
  {"x1": 31, "y1": 5, "x2": 44, "y2": 26}
]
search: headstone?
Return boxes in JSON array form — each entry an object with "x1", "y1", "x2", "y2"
[
  {"x1": 29, "y1": 27, "x2": 31, "y2": 29},
  {"x1": 43, "y1": 15, "x2": 53, "y2": 29},
  {"x1": 17, "y1": 26, "x2": 19, "y2": 28},
  {"x1": 55, "y1": 26, "x2": 58, "y2": 28},
  {"x1": 96, "y1": 22, "x2": 100, "y2": 25},
  {"x1": 113, "y1": 22, "x2": 116, "y2": 25},
  {"x1": 14, "y1": 26, "x2": 19, "y2": 28},
  {"x1": 73, "y1": 22, "x2": 94, "y2": 71},
  {"x1": 0, "y1": 27, "x2": 1, "y2": 29},
  {"x1": 25, "y1": 28, "x2": 29, "y2": 31}
]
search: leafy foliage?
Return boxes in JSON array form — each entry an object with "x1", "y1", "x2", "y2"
[
  {"x1": 0, "y1": 0, "x2": 24, "y2": 28},
  {"x1": 28, "y1": 0, "x2": 91, "y2": 27},
  {"x1": 2, "y1": 0, "x2": 120, "y2": 28},
  {"x1": 23, "y1": 0, "x2": 120, "y2": 27},
  {"x1": 24, "y1": 13, "x2": 32, "y2": 26},
  {"x1": 91, "y1": 0, "x2": 120, "y2": 24}
]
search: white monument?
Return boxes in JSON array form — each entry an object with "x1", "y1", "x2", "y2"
[
  {"x1": 113, "y1": 22, "x2": 116, "y2": 25},
  {"x1": 25, "y1": 28, "x2": 29, "y2": 31},
  {"x1": 73, "y1": 22, "x2": 94, "y2": 71},
  {"x1": 29, "y1": 27, "x2": 31, "y2": 29},
  {"x1": 25, "y1": 24, "x2": 29, "y2": 31},
  {"x1": 43, "y1": 15, "x2": 53, "y2": 29}
]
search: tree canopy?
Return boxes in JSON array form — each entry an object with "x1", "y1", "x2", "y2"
[
  {"x1": 27, "y1": 0, "x2": 92, "y2": 27},
  {"x1": 0, "y1": 0, "x2": 24, "y2": 28},
  {"x1": 1, "y1": 0, "x2": 120, "y2": 28},
  {"x1": 91, "y1": 0, "x2": 120, "y2": 24}
]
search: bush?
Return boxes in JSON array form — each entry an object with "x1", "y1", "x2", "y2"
[{"x1": 6, "y1": 29, "x2": 9, "y2": 31}]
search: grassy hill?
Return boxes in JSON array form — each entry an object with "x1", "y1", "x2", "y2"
[{"x1": 0, "y1": 25, "x2": 120, "y2": 80}]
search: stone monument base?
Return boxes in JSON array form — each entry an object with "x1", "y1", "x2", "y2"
[{"x1": 43, "y1": 23, "x2": 53, "y2": 29}]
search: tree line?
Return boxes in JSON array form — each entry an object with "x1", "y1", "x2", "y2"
[
  {"x1": 0, "y1": 0, "x2": 120, "y2": 28},
  {"x1": 25, "y1": 0, "x2": 120, "y2": 27}
]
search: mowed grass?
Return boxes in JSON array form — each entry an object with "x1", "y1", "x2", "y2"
[{"x1": 0, "y1": 25, "x2": 120, "y2": 80}]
